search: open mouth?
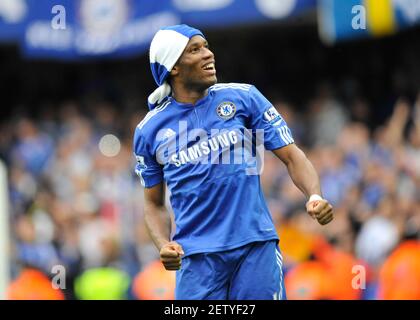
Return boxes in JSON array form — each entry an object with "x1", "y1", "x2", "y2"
[{"x1": 202, "y1": 62, "x2": 215, "y2": 71}]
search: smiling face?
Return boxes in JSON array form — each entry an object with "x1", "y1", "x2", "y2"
[{"x1": 170, "y1": 35, "x2": 217, "y2": 92}]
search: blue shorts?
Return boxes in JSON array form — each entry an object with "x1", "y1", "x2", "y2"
[{"x1": 175, "y1": 240, "x2": 286, "y2": 300}]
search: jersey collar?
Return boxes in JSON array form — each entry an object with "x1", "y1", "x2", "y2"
[{"x1": 169, "y1": 89, "x2": 212, "y2": 108}]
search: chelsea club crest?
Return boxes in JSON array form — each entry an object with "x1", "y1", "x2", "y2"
[{"x1": 216, "y1": 102, "x2": 236, "y2": 120}]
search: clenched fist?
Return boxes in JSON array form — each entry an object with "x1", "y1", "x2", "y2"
[
  {"x1": 306, "y1": 198, "x2": 334, "y2": 225},
  {"x1": 160, "y1": 241, "x2": 184, "y2": 271}
]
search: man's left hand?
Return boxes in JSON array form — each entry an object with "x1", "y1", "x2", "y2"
[{"x1": 306, "y1": 199, "x2": 334, "y2": 225}]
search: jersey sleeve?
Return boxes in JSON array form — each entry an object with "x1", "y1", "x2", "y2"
[
  {"x1": 133, "y1": 127, "x2": 163, "y2": 188},
  {"x1": 248, "y1": 86, "x2": 294, "y2": 150}
]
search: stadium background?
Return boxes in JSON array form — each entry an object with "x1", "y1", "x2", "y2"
[{"x1": 0, "y1": 0, "x2": 419, "y2": 300}]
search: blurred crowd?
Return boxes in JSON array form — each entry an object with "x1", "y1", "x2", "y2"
[
  {"x1": 1, "y1": 83, "x2": 419, "y2": 300},
  {"x1": 265, "y1": 87, "x2": 420, "y2": 300},
  {"x1": 1, "y1": 100, "x2": 153, "y2": 299}
]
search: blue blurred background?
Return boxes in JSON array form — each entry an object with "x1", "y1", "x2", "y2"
[{"x1": 0, "y1": 0, "x2": 419, "y2": 300}]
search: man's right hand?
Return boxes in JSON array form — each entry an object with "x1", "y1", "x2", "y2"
[{"x1": 159, "y1": 241, "x2": 184, "y2": 271}]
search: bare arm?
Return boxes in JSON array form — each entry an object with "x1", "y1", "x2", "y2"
[
  {"x1": 144, "y1": 182, "x2": 171, "y2": 250},
  {"x1": 272, "y1": 144, "x2": 333, "y2": 225},
  {"x1": 144, "y1": 182, "x2": 184, "y2": 270},
  {"x1": 272, "y1": 144, "x2": 321, "y2": 198}
]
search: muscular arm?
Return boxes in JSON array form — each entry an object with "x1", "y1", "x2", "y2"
[
  {"x1": 272, "y1": 144, "x2": 321, "y2": 198},
  {"x1": 144, "y1": 182, "x2": 172, "y2": 250},
  {"x1": 144, "y1": 182, "x2": 184, "y2": 270},
  {"x1": 272, "y1": 143, "x2": 333, "y2": 225}
]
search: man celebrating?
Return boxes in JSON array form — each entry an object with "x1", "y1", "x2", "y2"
[{"x1": 133, "y1": 24, "x2": 333, "y2": 300}]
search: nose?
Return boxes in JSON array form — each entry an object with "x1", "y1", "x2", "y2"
[{"x1": 203, "y1": 47, "x2": 214, "y2": 60}]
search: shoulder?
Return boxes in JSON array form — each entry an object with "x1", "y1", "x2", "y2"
[
  {"x1": 133, "y1": 100, "x2": 172, "y2": 148},
  {"x1": 209, "y1": 82, "x2": 253, "y2": 94},
  {"x1": 209, "y1": 83, "x2": 265, "y2": 103},
  {"x1": 135, "y1": 100, "x2": 172, "y2": 134}
]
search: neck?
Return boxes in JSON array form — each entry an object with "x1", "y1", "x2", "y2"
[{"x1": 171, "y1": 82, "x2": 208, "y2": 105}]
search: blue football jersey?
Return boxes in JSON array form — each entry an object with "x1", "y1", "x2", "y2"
[{"x1": 133, "y1": 83, "x2": 294, "y2": 256}]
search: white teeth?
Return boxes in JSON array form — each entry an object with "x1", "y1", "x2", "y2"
[{"x1": 204, "y1": 63, "x2": 214, "y2": 70}]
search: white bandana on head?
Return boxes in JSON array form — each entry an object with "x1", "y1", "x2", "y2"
[{"x1": 148, "y1": 24, "x2": 204, "y2": 110}]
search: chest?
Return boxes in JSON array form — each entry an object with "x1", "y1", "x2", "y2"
[
  {"x1": 154, "y1": 98, "x2": 250, "y2": 166},
  {"x1": 184, "y1": 97, "x2": 249, "y2": 133}
]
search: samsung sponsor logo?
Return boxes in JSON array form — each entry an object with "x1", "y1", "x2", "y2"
[
  {"x1": 154, "y1": 121, "x2": 265, "y2": 175},
  {"x1": 170, "y1": 130, "x2": 238, "y2": 167}
]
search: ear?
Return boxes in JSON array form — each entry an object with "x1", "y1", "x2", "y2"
[{"x1": 170, "y1": 65, "x2": 179, "y2": 77}]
